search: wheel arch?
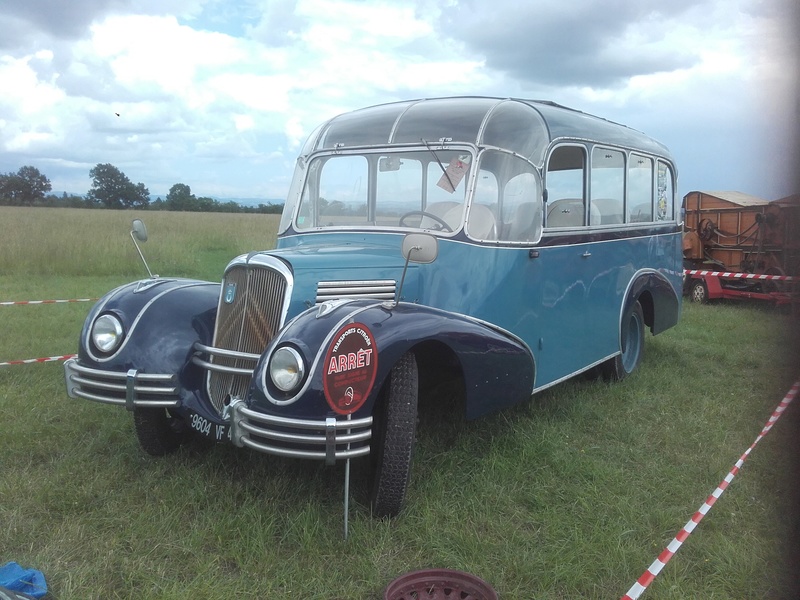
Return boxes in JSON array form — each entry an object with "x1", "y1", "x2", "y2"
[
  {"x1": 622, "y1": 269, "x2": 681, "y2": 337},
  {"x1": 360, "y1": 307, "x2": 534, "y2": 421}
]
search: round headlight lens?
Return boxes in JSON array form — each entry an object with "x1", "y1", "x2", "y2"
[
  {"x1": 269, "y1": 346, "x2": 305, "y2": 392},
  {"x1": 91, "y1": 314, "x2": 124, "y2": 354}
]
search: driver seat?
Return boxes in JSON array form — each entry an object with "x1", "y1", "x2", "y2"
[{"x1": 423, "y1": 201, "x2": 461, "y2": 230}]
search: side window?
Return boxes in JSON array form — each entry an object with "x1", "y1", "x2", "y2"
[
  {"x1": 470, "y1": 150, "x2": 541, "y2": 243},
  {"x1": 546, "y1": 146, "x2": 586, "y2": 228},
  {"x1": 627, "y1": 154, "x2": 653, "y2": 223},
  {"x1": 590, "y1": 147, "x2": 624, "y2": 225},
  {"x1": 657, "y1": 161, "x2": 674, "y2": 221}
]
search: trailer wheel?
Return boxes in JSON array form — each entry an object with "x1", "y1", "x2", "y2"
[
  {"x1": 601, "y1": 301, "x2": 645, "y2": 381},
  {"x1": 369, "y1": 352, "x2": 419, "y2": 518},
  {"x1": 133, "y1": 408, "x2": 190, "y2": 456},
  {"x1": 690, "y1": 279, "x2": 708, "y2": 304}
]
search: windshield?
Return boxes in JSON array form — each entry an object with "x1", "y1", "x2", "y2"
[
  {"x1": 293, "y1": 147, "x2": 543, "y2": 243},
  {"x1": 296, "y1": 149, "x2": 472, "y2": 233}
]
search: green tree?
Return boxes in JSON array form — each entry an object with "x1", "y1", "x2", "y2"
[
  {"x1": 0, "y1": 165, "x2": 52, "y2": 206},
  {"x1": 86, "y1": 163, "x2": 150, "y2": 209},
  {"x1": 165, "y1": 183, "x2": 195, "y2": 211}
]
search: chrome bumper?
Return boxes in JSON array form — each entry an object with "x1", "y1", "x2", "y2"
[
  {"x1": 228, "y1": 399, "x2": 373, "y2": 464},
  {"x1": 64, "y1": 358, "x2": 179, "y2": 410}
]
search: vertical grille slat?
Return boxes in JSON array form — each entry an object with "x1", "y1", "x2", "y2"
[{"x1": 206, "y1": 263, "x2": 289, "y2": 413}]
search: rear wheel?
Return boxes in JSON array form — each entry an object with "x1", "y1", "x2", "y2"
[
  {"x1": 133, "y1": 408, "x2": 190, "y2": 456},
  {"x1": 690, "y1": 279, "x2": 708, "y2": 303},
  {"x1": 601, "y1": 300, "x2": 645, "y2": 381},
  {"x1": 369, "y1": 352, "x2": 419, "y2": 518}
]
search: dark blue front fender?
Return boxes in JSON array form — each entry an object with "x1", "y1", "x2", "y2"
[
  {"x1": 77, "y1": 278, "x2": 220, "y2": 390},
  {"x1": 250, "y1": 299, "x2": 535, "y2": 421}
]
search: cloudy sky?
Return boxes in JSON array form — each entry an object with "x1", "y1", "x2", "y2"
[{"x1": 1, "y1": 0, "x2": 797, "y2": 203}]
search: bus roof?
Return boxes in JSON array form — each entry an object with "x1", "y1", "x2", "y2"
[{"x1": 304, "y1": 96, "x2": 673, "y2": 167}]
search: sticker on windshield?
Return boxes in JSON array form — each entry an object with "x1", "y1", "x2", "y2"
[
  {"x1": 437, "y1": 154, "x2": 471, "y2": 193},
  {"x1": 323, "y1": 323, "x2": 378, "y2": 415}
]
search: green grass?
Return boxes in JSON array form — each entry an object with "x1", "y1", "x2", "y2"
[{"x1": 1, "y1": 207, "x2": 798, "y2": 599}]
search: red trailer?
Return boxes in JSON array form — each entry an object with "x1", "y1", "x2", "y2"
[{"x1": 682, "y1": 191, "x2": 799, "y2": 304}]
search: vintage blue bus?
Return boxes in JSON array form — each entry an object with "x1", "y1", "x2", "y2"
[{"x1": 66, "y1": 97, "x2": 682, "y2": 517}]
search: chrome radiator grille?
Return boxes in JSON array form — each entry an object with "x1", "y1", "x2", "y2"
[{"x1": 206, "y1": 264, "x2": 288, "y2": 413}]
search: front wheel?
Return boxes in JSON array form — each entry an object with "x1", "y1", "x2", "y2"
[
  {"x1": 369, "y1": 352, "x2": 419, "y2": 518},
  {"x1": 601, "y1": 300, "x2": 645, "y2": 381},
  {"x1": 133, "y1": 408, "x2": 190, "y2": 456}
]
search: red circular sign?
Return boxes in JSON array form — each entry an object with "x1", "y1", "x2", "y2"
[{"x1": 323, "y1": 323, "x2": 378, "y2": 415}]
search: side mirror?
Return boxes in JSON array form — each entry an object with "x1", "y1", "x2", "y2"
[
  {"x1": 130, "y1": 219, "x2": 155, "y2": 278},
  {"x1": 390, "y1": 234, "x2": 438, "y2": 308},
  {"x1": 131, "y1": 219, "x2": 148, "y2": 242},
  {"x1": 401, "y1": 233, "x2": 438, "y2": 264}
]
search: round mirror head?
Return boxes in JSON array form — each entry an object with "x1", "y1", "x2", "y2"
[{"x1": 131, "y1": 219, "x2": 148, "y2": 242}]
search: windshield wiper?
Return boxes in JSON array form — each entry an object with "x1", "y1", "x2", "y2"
[{"x1": 421, "y1": 138, "x2": 456, "y2": 193}]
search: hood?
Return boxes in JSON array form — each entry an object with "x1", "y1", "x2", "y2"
[{"x1": 252, "y1": 236, "x2": 419, "y2": 316}]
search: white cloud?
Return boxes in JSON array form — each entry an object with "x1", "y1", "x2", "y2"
[{"x1": 0, "y1": 0, "x2": 796, "y2": 201}]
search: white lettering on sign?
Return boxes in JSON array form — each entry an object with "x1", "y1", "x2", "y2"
[
  {"x1": 190, "y1": 413, "x2": 212, "y2": 436},
  {"x1": 326, "y1": 348, "x2": 373, "y2": 375},
  {"x1": 332, "y1": 326, "x2": 373, "y2": 353}
]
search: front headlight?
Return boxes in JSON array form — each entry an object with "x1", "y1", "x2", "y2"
[
  {"x1": 269, "y1": 346, "x2": 305, "y2": 392},
  {"x1": 91, "y1": 313, "x2": 124, "y2": 354}
]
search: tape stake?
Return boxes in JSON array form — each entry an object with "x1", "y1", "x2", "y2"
[
  {"x1": 684, "y1": 269, "x2": 796, "y2": 282},
  {"x1": 0, "y1": 298, "x2": 98, "y2": 306},
  {"x1": 0, "y1": 354, "x2": 77, "y2": 367},
  {"x1": 621, "y1": 381, "x2": 799, "y2": 600}
]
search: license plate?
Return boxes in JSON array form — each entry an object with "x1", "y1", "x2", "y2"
[{"x1": 187, "y1": 410, "x2": 230, "y2": 442}]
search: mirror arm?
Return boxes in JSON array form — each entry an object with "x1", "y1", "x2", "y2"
[
  {"x1": 393, "y1": 245, "x2": 420, "y2": 306},
  {"x1": 130, "y1": 229, "x2": 155, "y2": 279}
]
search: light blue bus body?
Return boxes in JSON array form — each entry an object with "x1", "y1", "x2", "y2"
[{"x1": 65, "y1": 96, "x2": 682, "y2": 516}]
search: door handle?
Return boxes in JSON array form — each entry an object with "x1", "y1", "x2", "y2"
[{"x1": 581, "y1": 251, "x2": 592, "y2": 258}]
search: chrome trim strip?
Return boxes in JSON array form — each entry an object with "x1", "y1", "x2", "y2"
[
  {"x1": 229, "y1": 400, "x2": 372, "y2": 461},
  {"x1": 72, "y1": 388, "x2": 179, "y2": 408},
  {"x1": 239, "y1": 421, "x2": 371, "y2": 445},
  {"x1": 315, "y1": 280, "x2": 397, "y2": 304},
  {"x1": 126, "y1": 369, "x2": 136, "y2": 411},
  {"x1": 67, "y1": 361, "x2": 176, "y2": 382},
  {"x1": 194, "y1": 343, "x2": 260, "y2": 361},
  {"x1": 64, "y1": 358, "x2": 179, "y2": 408},
  {"x1": 238, "y1": 406, "x2": 372, "y2": 430},
  {"x1": 531, "y1": 352, "x2": 618, "y2": 394},
  {"x1": 239, "y1": 438, "x2": 370, "y2": 460},
  {"x1": 325, "y1": 417, "x2": 336, "y2": 465},
  {"x1": 191, "y1": 355, "x2": 255, "y2": 376},
  {"x1": 69, "y1": 375, "x2": 177, "y2": 395}
]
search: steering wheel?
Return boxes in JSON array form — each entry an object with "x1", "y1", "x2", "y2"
[{"x1": 399, "y1": 210, "x2": 453, "y2": 232}]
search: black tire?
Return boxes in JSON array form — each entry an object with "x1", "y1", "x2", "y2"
[
  {"x1": 689, "y1": 279, "x2": 708, "y2": 304},
  {"x1": 369, "y1": 352, "x2": 419, "y2": 518},
  {"x1": 133, "y1": 408, "x2": 190, "y2": 456},
  {"x1": 601, "y1": 300, "x2": 645, "y2": 381}
]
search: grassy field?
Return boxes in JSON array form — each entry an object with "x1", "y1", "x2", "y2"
[{"x1": 1, "y1": 206, "x2": 798, "y2": 599}]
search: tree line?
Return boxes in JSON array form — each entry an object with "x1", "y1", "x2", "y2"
[{"x1": 0, "y1": 164, "x2": 284, "y2": 214}]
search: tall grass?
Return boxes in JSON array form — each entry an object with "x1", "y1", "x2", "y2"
[
  {"x1": 1, "y1": 207, "x2": 798, "y2": 599},
  {"x1": 0, "y1": 207, "x2": 279, "y2": 281}
]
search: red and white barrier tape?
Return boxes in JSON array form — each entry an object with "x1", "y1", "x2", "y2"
[
  {"x1": 684, "y1": 269, "x2": 796, "y2": 282},
  {"x1": 621, "y1": 380, "x2": 800, "y2": 600},
  {"x1": 0, "y1": 298, "x2": 98, "y2": 306},
  {"x1": 0, "y1": 354, "x2": 77, "y2": 367}
]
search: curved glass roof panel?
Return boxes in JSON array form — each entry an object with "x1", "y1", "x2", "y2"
[{"x1": 303, "y1": 97, "x2": 673, "y2": 163}]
